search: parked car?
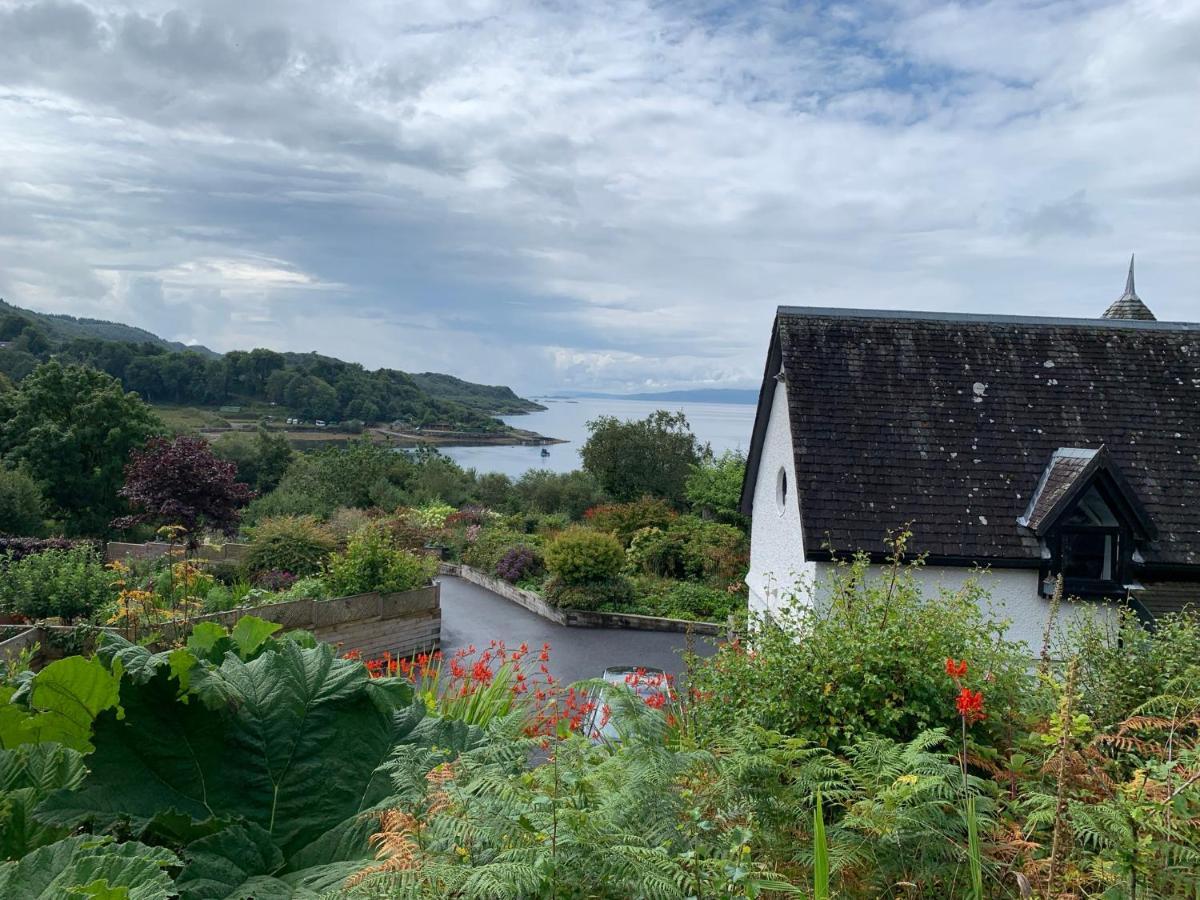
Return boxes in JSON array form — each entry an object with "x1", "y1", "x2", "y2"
[{"x1": 583, "y1": 665, "x2": 673, "y2": 742}]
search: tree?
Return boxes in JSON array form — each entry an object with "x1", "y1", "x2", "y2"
[
  {"x1": 0, "y1": 361, "x2": 162, "y2": 534},
  {"x1": 0, "y1": 465, "x2": 45, "y2": 536},
  {"x1": 212, "y1": 429, "x2": 294, "y2": 493},
  {"x1": 685, "y1": 450, "x2": 748, "y2": 526},
  {"x1": 580, "y1": 410, "x2": 710, "y2": 504},
  {"x1": 113, "y1": 435, "x2": 254, "y2": 543}
]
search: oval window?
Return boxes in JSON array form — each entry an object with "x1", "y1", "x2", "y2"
[{"x1": 775, "y1": 467, "x2": 788, "y2": 515}]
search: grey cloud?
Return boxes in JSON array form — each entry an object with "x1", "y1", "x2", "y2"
[{"x1": 1013, "y1": 190, "x2": 1109, "y2": 241}]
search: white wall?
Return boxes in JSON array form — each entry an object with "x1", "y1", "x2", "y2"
[
  {"x1": 800, "y1": 562, "x2": 1118, "y2": 654},
  {"x1": 746, "y1": 382, "x2": 815, "y2": 617}
]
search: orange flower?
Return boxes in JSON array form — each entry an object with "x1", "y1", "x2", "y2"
[
  {"x1": 945, "y1": 658, "x2": 968, "y2": 679},
  {"x1": 955, "y1": 687, "x2": 986, "y2": 724}
]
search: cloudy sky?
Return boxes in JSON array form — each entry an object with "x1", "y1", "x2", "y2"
[{"x1": 1, "y1": 0, "x2": 1197, "y2": 393}]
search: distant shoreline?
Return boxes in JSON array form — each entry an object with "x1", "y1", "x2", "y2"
[{"x1": 537, "y1": 389, "x2": 758, "y2": 405}]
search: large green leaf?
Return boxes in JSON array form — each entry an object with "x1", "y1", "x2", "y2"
[
  {"x1": 0, "y1": 656, "x2": 120, "y2": 752},
  {"x1": 38, "y1": 642, "x2": 415, "y2": 855},
  {"x1": 0, "y1": 835, "x2": 178, "y2": 900},
  {"x1": 0, "y1": 741, "x2": 86, "y2": 858}
]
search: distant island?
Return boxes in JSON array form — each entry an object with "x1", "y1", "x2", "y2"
[
  {"x1": 546, "y1": 388, "x2": 758, "y2": 405},
  {"x1": 0, "y1": 298, "x2": 556, "y2": 449}
]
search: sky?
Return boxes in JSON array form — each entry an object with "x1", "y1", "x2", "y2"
[{"x1": 0, "y1": 0, "x2": 1197, "y2": 394}]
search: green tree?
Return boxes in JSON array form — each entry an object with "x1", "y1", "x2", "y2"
[
  {"x1": 0, "y1": 465, "x2": 44, "y2": 536},
  {"x1": 0, "y1": 361, "x2": 162, "y2": 534},
  {"x1": 580, "y1": 410, "x2": 710, "y2": 504},
  {"x1": 685, "y1": 449, "x2": 747, "y2": 525},
  {"x1": 212, "y1": 429, "x2": 294, "y2": 492}
]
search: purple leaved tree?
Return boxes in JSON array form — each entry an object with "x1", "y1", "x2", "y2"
[{"x1": 113, "y1": 436, "x2": 255, "y2": 546}]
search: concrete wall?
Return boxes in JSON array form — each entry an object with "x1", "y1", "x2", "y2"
[
  {"x1": 442, "y1": 564, "x2": 725, "y2": 636},
  {"x1": 106, "y1": 541, "x2": 250, "y2": 564},
  {"x1": 2, "y1": 585, "x2": 441, "y2": 669},
  {"x1": 746, "y1": 383, "x2": 815, "y2": 617}
]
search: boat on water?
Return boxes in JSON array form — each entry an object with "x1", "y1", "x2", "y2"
[{"x1": 540, "y1": 447, "x2": 551, "y2": 457}]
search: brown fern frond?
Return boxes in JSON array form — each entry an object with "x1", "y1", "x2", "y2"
[
  {"x1": 344, "y1": 808, "x2": 421, "y2": 888},
  {"x1": 425, "y1": 762, "x2": 456, "y2": 817}
]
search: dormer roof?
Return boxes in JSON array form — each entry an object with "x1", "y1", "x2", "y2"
[{"x1": 1019, "y1": 445, "x2": 1156, "y2": 540}]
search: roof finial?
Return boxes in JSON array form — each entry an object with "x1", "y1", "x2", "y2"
[{"x1": 1102, "y1": 253, "x2": 1155, "y2": 321}]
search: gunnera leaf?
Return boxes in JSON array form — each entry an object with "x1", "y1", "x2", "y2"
[{"x1": 0, "y1": 834, "x2": 179, "y2": 900}]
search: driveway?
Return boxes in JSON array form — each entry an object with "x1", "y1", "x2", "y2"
[{"x1": 436, "y1": 575, "x2": 719, "y2": 685}]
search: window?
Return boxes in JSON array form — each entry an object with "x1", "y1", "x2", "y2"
[
  {"x1": 1049, "y1": 485, "x2": 1125, "y2": 597},
  {"x1": 775, "y1": 467, "x2": 788, "y2": 515}
]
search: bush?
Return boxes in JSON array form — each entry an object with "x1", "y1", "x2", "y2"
[
  {"x1": 626, "y1": 516, "x2": 747, "y2": 583},
  {"x1": 688, "y1": 548, "x2": 1031, "y2": 751},
  {"x1": 511, "y1": 469, "x2": 606, "y2": 519},
  {"x1": 0, "y1": 545, "x2": 119, "y2": 621},
  {"x1": 544, "y1": 574, "x2": 635, "y2": 611},
  {"x1": 326, "y1": 506, "x2": 379, "y2": 545},
  {"x1": 628, "y1": 576, "x2": 742, "y2": 621},
  {"x1": 323, "y1": 524, "x2": 438, "y2": 595},
  {"x1": 495, "y1": 546, "x2": 544, "y2": 583},
  {"x1": 462, "y1": 528, "x2": 540, "y2": 573},
  {"x1": 279, "y1": 575, "x2": 330, "y2": 601},
  {"x1": 0, "y1": 465, "x2": 44, "y2": 536},
  {"x1": 253, "y1": 569, "x2": 298, "y2": 592},
  {"x1": 583, "y1": 497, "x2": 677, "y2": 546},
  {"x1": 243, "y1": 515, "x2": 336, "y2": 577},
  {"x1": 408, "y1": 502, "x2": 456, "y2": 529},
  {"x1": 1065, "y1": 607, "x2": 1200, "y2": 729},
  {"x1": 0, "y1": 536, "x2": 76, "y2": 562},
  {"x1": 544, "y1": 527, "x2": 624, "y2": 585}
]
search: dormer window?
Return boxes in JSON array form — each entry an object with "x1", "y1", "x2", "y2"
[
  {"x1": 1054, "y1": 486, "x2": 1122, "y2": 594},
  {"x1": 1020, "y1": 447, "x2": 1157, "y2": 601}
]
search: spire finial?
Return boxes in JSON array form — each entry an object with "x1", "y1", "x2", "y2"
[{"x1": 1102, "y1": 253, "x2": 1155, "y2": 320}]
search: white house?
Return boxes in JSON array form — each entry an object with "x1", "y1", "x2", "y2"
[{"x1": 739, "y1": 262, "x2": 1200, "y2": 649}]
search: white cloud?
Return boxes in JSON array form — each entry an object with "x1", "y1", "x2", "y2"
[{"x1": 0, "y1": 0, "x2": 1196, "y2": 392}]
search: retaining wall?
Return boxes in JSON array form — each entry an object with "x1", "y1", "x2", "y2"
[
  {"x1": 105, "y1": 541, "x2": 251, "y2": 564},
  {"x1": 440, "y1": 563, "x2": 724, "y2": 637},
  {"x1": 0, "y1": 584, "x2": 440, "y2": 670}
]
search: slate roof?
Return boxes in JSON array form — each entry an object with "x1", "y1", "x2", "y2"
[
  {"x1": 1135, "y1": 581, "x2": 1200, "y2": 620},
  {"x1": 741, "y1": 307, "x2": 1200, "y2": 569},
  {"x1": 1021, "y1": 448, "x2": 1099, "y2": 532}
]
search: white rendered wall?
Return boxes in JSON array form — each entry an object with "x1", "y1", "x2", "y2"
[
  {"x1": 746, "y1": 383, "x2": 815, "y2": 617},
  {"x1": 809, "y1": 562, "x2": 1118, "y2": 653}
]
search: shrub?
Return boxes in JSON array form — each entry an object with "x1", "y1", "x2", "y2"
[
  {"x1": 326, "y1": 506, "x2": 379, "y2": 545},
  {"x1": 462, "y1": 528, "x2": 540, "y2": 573},
  {"x1": 626, "y1": 516, "x2": 747, "y2": 583},
  {"x1": 544, "y1": 527, "x2": 624, "y2": 585},
  {"x1": 0, "y1": 536, "x2": 76, "y2": 562},
  {"x1": 1065, "y1": 607, "x2": 1200, "y2": 729},
  {"x1": 687, "y1": 547, "x2": 1031, "y2": 750},
  {"x1": 0, "y1": 545, "x2": 119, "y2": 621},
  {"x1": 279, "y1": 575, "x2": 330, "y2": 601},
  {"x1": 629, "y1": 576, "x2": 742, "y2": 621},
  {"x1": 243, "y1": 515, "x2": 336, "y2": 577},
  {"x1": 544, "y1": 574, "x2": 635, "y2": 611},
  {"x1": 253, "y1": 569, "x2": 298, "y2": 592},
  {"x1": 0, "y1": 465, "x2": 45, "y2": 536},
  {"x1": 496, "y1": 546, "x2": 544, "y2": 583},
  {"x1": 408, "y1": 502, "x2": 456, "y2": 529},
  {"x1": 583, "y1": 497, "x2": 678, "y2": 546},
  {"x1": 323, "y1": 525, "x2": 438, "y2": 595}
]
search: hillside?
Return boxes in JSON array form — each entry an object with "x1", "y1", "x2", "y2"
[
  {"x1": 0, "y1": 299, "x2": 543, "y2": 430},
  {"x1": 410, "y1": 372, "x2": 545, "y2": 415},
  {"x1": 0, "y1": 298, "x2": 217, "y2": 356}
]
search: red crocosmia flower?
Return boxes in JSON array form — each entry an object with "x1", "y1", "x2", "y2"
[
  {"x1": 945, "y1": 658, "x2": 968, "y2": 679},
  {"x1": 955, "y1": 687, "x2": 986, "y2": 724}
]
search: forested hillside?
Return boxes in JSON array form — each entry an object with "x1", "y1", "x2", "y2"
[{"x1": 0, "y1": 301, "x2": 542, "y2": 428}]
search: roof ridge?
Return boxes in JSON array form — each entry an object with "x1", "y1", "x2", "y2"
[{"x1": 775, "y1": 305, "x2": 1198, "y2": 330}]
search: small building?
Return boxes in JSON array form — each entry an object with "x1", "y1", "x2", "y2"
[{"x1": 740, "y1": 260, "x2": 1200, "y2": 648}]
